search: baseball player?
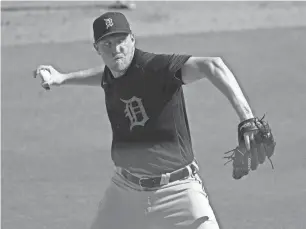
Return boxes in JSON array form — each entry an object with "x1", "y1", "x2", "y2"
[{"x1": 34, "y1": 12, "x2": 275, "y2": 229}]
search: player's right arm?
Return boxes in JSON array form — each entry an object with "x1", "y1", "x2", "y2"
[{"x1": 34, "y1": 65, "x2": 104, "y2": 88}]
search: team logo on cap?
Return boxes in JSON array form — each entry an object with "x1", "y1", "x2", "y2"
[{"x1": 104, "y1": 18, "x2": 114, "y2": 29}]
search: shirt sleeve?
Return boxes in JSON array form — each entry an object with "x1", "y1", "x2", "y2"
[
  {"x1": 139, "y1": 50, "x2": 192, "y2": 86},
  {"x1": 164, "y1": 54, "x2": 192, "y2": 85}
]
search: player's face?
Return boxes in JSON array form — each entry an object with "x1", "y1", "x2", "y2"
[{"x1": 94, "y1": 33, "x2": 135, "y2": 73}]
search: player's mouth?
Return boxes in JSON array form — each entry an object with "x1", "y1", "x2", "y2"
[{"x1": 114, "y1": 55, "x2": 124, "y2": 60}]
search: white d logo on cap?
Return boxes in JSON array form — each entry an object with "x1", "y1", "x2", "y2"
[{"x1": 104, "y1": 18, "x2": 114, "y2": 29}]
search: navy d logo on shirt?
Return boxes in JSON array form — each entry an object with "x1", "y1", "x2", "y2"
[{"x1": 120, "y1": 96, "x2": 149, "y2": 131}]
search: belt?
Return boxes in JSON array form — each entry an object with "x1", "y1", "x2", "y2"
[{"x1": 120, "y1": 163, "x2": 198, "y2": 189}]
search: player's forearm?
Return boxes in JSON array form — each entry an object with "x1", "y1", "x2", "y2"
[
  {"x1": 207, "y1": 58, "x2": 254, "y2": 121},
  {"x1": 62, "y1": 66, "x2": 104, "y2": 86}
]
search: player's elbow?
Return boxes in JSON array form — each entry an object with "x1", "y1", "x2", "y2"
[
  {"x1": 210, "y1": 57, "x2": 225, "y2": 73},
  {"x1": 208, "y1": 57, "x2": 227, "y2": 78},
  {"x1": 196, "y1": 57, "x2": 224, "y2": 77},
  {"x1": 213, "y1": 57, "x2": 223, "y2": 64}
]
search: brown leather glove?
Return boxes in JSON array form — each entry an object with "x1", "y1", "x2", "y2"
[{"x1": 224, "y1": 115, "x2": 276, "y2": 179}]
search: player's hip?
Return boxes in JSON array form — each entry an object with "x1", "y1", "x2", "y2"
[
  {"x1": 93, "y1": 162, "x2": 219, "y2": 229},
  {"x1": 105, "y1": 163, "x2": 219, "y2": 228},
  {"x1": 111, "y1": 160, "x2": 204, "y2": 192}
]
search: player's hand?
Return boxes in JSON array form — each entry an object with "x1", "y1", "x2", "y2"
[
  {"x1": 243, "y1": 131, "x2": 255, "y2": 151},
  {"x1": 224, "y1": 116, "x2": 276, "y2": 180},
  {"x1": 33, "y1": 65, "x2": 65, "y2": 90}
]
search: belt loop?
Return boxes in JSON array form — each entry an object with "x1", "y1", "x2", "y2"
[
  {"x1": 188, "y1": 161, "x2": 199, "y2": 176},
  {"x1": 160, "y1": 173, "x2": 171, "y2": 185},
  {"x1": 192, "y1": 161, "x2": 199, "y2": 171},
  {"x1": 186, "y1": 165, "x2": 192, "y2": 176}
]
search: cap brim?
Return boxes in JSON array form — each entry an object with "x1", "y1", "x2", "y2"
[{"x1": 95, "y1": 30, "x2": 131, "y2": 43}]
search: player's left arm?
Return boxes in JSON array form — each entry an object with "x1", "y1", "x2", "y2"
[{"x1": 181, "y1": 57, "x2": 254, "y2": 122}]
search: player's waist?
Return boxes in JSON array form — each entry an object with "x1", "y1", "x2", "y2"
[{"x1": 115, "y1": 161, "x2": 199, "y2": 189}]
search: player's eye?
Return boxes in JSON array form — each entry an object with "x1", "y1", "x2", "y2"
[
  {"x1": 118, "y1": 38, "x2": 126, "y2": 43},
  {"x1": 103, "y1": 41, "x2": 112, "y2": 47}
]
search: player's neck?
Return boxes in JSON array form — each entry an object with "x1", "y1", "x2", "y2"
[
  {"x1": 111, "y1": 47, "x2": 135, "y2": 79},
  {"x1": 112, "y1": 70, "x2": 126, "y2": 79}
]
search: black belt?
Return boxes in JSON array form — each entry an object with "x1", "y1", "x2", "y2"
[{"x1": 120, "y1": 163, "x2": 197, "y2": 188}]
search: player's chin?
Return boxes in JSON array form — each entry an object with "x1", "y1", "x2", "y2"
[{"x1": 112, "y1": 61, "x2": 128, "y2": 72}]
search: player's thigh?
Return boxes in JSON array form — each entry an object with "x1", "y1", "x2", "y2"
[
  {"x1": 185, "y1": 175, "x2": 219, "y2": 229},
  {"x1": 151, "y1": 174, "x2": 220, "y2": 229},
  {"x1": 90, "y1": 179, "x2": 147, "y2": 229}
]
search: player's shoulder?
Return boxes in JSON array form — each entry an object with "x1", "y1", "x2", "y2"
[
  {"x1": 135, "y1": 49, "x2": 191, "y2": 73},
  {"x1": 134, "y1": 49, "x2": 166, "y2": 70}
]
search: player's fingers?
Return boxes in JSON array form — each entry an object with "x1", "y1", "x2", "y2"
[
  {"x1": 37, "y1": 65, "x2": 51, "y2": 70},
  {"x1": 249, "y1": 132, "x2": 255, "y2": 141},
  {"x1": 250, "y1": 147, "x2": 259, "y2": 170},
  {"x1": 244, "y1": 133, "x2": 251, "y2": 151},
  {"x1": 246, "y1": 132, "x2": 259, "y2": 170},
  {"x1": 243, "y1": 148, "x2": 251, "y2": 175},
  {"x1": 34, "y1": 65, "x2": 50, "y2": 78},
  {"x1": 37, "y1": 65, "x2": 52, "y2": 74},
  {"x1": 41, "y1": 82, "x2": 51, "y2": 90}
]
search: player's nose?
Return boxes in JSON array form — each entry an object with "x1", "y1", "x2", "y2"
[{"x1": 111, "y1": 43, "x2": 122, "y2": 54}]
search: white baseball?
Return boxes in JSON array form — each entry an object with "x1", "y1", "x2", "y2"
[{"x1": 40, "y1": 69, "x2": 52, "y2": 82}]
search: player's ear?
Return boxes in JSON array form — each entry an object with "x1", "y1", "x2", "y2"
[
  {"x1": 130, "y1": 33, "x2": 136, "y2": 44},
  {"x1": 93, "y1": 42, "x2": 100, "y2": 55},
  {"x1": 93, "y1": 42, "x2": 98, "y2": 51}
]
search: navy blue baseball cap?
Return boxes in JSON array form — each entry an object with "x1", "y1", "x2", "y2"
[{"x1": 93, "y1": 12, "x2": 131, "y2": 43}]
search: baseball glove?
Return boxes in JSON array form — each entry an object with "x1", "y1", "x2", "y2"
[{"x1": 224, "y1": 115, "x2": 276, "y2": 179}]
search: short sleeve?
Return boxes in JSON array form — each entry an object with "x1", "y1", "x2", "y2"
[
  {"x1": 168, "y1": 54, "x2": 192, "y2": 74},
  {"x1": 165, "y1": 54, "x2": 192, "y2": 84},
  {"x1": 132, "y1": 50, "x2": 192, "y2": 86}
]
